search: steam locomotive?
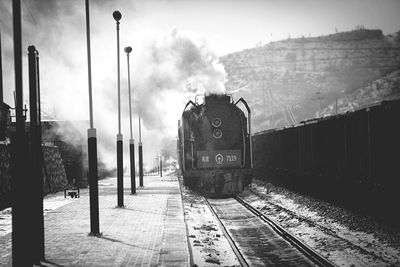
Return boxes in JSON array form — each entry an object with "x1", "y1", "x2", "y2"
[{"x1": 178, "y1": 94, "x2": 253, "y2": 197}]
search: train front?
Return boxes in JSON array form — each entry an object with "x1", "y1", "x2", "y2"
[{"x1": 179, "y1": 94, "x2": 252, "y2": 197}]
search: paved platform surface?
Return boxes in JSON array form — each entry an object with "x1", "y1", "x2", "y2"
[{"x1": 0, "y1": 173, "x2": 190, "y2": 266}]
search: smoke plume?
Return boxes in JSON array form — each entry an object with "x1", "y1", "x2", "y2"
[{"x1": 0, "y1": 1, "x2": 227, "y2": 172}]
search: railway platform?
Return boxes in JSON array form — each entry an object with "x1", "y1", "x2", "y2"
[{"x1": 0, "y1": 173, "x2": 190, "y2": 266}]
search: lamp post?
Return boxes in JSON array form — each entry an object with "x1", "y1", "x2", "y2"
[
  {"x1": 113, "y1": 10, "x2": 124, "y2": 207},
  {"x1": 124, "y1": 46, "x2": 136, "y2": 195},
  {"x1": 85, "y1": 0, "x2": 100, "y2": 235},
  {"x1": 12, "y1": 1, "x2": 32, "y2": 265},
  {"x1": 160, "y1": 154, "x2": 162, "y2": 177},
  {"x1": 156, "y1": 155, "x2": 159, "y2": 175},
  {"x1": 0, "y1": 27, "x2": 3, "y2": 102},
  {"x1": 155, "y1": 156, "x2": 158, "y2": 175},
  {"x1": 139, "y1": 115, "x2": 143, "y2": 187},
  {"x1": 28, "y1": 45, "x2": 45, "y2": 263}
]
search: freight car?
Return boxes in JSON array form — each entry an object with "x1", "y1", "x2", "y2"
[
  {"x1": 252, "y1": 100, "x2": 400, "y2": 222},
  {"x1": 178, "y1": 94, "x2": 253, "y2": 197}
]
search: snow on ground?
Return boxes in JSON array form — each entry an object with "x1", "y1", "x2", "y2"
[
  {"x1": 0, "y1": 208, "x2": 11, "y2": 238},
  {"x1": 243, "y1": 179, "x2": 400, "y2": 266},
  {"x1": 0, "y1": 191, "x2": 73, "y2": 237},
  {"x1": 4, "y1": 173, "x2": 399, "y2": 266}
]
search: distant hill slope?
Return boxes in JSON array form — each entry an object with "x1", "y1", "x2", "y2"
[
  {"x1": 220, "y1": 29, "x2": 400, "y2": 132},
  {"x1": 321, "y1": 69, "x2": 400, "y2": 116}
]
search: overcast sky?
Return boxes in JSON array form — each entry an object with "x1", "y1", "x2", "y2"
[
  {"x1": 128, "y1": 0, "x2": 400, "y2": 54},
  {"x1": 0, "y1": 0, "x2": 399, "y2": 168}
]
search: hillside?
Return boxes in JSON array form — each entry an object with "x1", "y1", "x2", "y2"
[{"x1": 220, "y1": 29, "x2": 400, "y2": 132}]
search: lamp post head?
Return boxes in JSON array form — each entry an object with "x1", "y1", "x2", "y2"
[
  {"x1": 113, "y1": 10, "x2": 122, "y2": 22},
  {"x1": 124, "y1": 46, "x2": 132, "y2": 54}
]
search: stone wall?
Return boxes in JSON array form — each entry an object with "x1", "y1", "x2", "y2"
[
  {"x1": 0, "y1": 144, "x2": 11, "y2": 209},
  {"x1": 0, "y1": 144, "x2": 68, "y2": 209},
  {"x1": 42, "y1": 146, "x2": 68, "y2": 194}
]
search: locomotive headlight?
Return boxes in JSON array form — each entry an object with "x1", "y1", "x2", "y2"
[
  {"x1": 212, "y1": 128, "x2": 223, "y2": 139},
  {"x1": 211, "y1": 118, "x2": 222, "y2": 127}
]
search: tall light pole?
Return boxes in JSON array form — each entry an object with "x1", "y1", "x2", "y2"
[
  {"x1": 12, "y1": 0, "x2": 31, "y2": 265},
  {"x1": 139, "y1": 115, "x2": 144, "y2": 187},
  {"x1": 159, "y1": 154, "x2": 163, "y2": 177},
  {"x1": 124, "y1": 46, "x2": 136, "y2": 195},
  {"x1": 27, "y1": 45, "x2": 42, "y2": 263},
  {"x1": 86, "y1": 0, "x2": 100, "y2": 235},
  {"x1": 113, "y1": 10, "x2": 124, "y2": 207},
  {"x1": 0, "y1": 27, "x2": 3, "y2": 102}
]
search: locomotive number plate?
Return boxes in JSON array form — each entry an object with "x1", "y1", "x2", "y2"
[{"x1": 197, "y1": 150, "x2": 241, "y2": 168}]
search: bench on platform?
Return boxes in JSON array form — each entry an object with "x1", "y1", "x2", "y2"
[{"x1": 64, "y1": 179, "x2": 80, "y2": 198}]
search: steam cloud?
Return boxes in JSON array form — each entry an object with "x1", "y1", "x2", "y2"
[
  {"x1": 135, "y1": 29, "x2": 226, "y2": 130},
  {"x1": 0, "y1": 1, "x2": 227, "y2": 172},
  {"x1": 118, "y1": 29, "x2": 227, "y2": 169}
]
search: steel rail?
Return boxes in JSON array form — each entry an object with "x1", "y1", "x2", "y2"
[
  {"x1": 234, "y1": 196, "x2": 337, "y2": 267},
  {"x1": 204, "y1": 198, "x2": 249, "y2": 267}
]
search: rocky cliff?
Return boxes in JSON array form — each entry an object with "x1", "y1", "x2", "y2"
[{"x1": 220, "y1": 29, "x2": 400, "y2": 132}]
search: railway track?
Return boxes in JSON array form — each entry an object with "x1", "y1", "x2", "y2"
[
  {"x1": 247, "y1": 188, "x2": 395, "y2": 265},
  {"x1": 205, "y1": 196, "x2": 336, "y2": 267}
]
